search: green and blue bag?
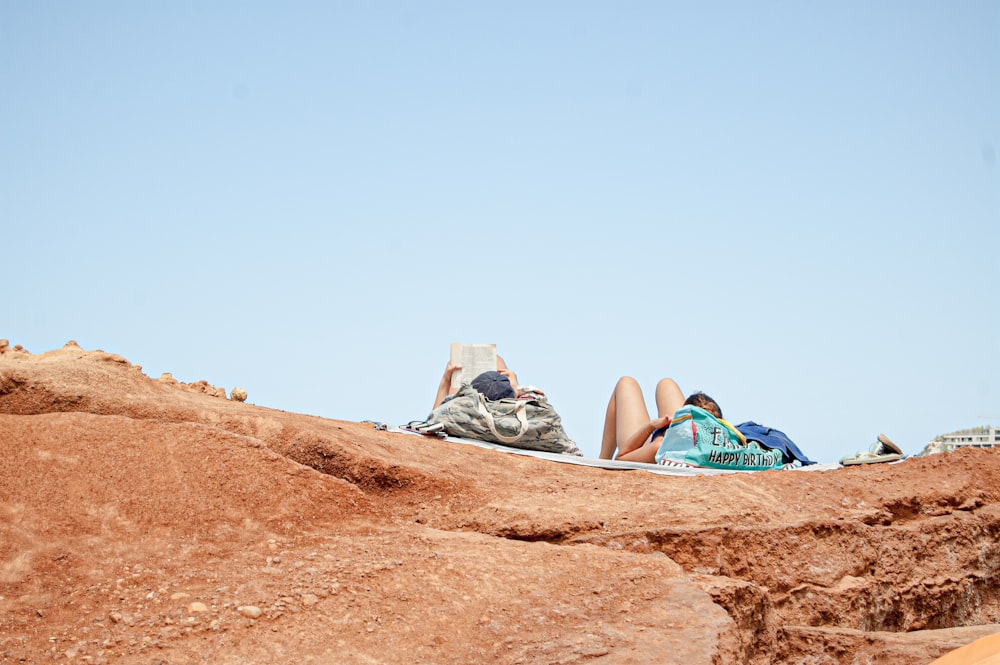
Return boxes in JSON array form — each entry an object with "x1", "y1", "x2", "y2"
[{"x1": 655, "y1": 405, "x2": 784, "y2": 471}]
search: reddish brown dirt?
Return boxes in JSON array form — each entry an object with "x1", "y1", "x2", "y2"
[{"x1": 2, "y1": 340, "x2": 998, "y2": 664}]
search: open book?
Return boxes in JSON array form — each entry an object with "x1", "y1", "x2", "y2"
[{"x1": 450, "y1": 343, "x2": 498, "y2": 391}]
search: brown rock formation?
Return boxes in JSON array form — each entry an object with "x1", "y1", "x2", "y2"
[{"x1": 1, "y1": 340, "x2": 998, "y2": 664}]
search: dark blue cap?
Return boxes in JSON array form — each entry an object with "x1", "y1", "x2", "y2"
[{"x1": 471, "y1": 371, "x2": 515, "y2": 401}]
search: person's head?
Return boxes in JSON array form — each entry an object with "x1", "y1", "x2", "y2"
[
  {"x1": 684, "y1": 391, "x2": 722, "y2": 419},
  {"x1": 471, "y1": 371, "x2": 515, "y2": 401}
]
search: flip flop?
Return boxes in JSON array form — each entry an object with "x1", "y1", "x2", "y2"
[
  {"x1": 840, "y1": 450, "x2": 903, "y2": 465},
  {"x1": 877, "y1": 433, "x2": 903, "y2": 456},
  {"x1": 839, "y1": 433, "x2": 904, "y2": 466}
]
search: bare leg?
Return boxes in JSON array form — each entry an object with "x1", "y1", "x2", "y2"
[
  {"x1": 654, "y1": 378, "x2": 685, "y2": 418},
  {"x1": 598, "y1": 391, "x2": 619, "y2": 460},
  {"x1": 599, "y1": 377, "x2": 651, "y2": 459}
]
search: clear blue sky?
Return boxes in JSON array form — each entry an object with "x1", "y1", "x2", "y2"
[{"x1": 3, "y1": 1, "x2": 997, "y2": 462}]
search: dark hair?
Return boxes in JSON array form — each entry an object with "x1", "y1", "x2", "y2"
[{"x1": 684, "y1": 391, "x2": 722, "y2": 419}]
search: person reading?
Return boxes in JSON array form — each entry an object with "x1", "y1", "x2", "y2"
[{"x1": 432, "y1": 355, "x2": 521, "y2": 410}]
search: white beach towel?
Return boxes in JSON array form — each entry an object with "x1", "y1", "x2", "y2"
[{"x1": 388, "y1": 425, "x2": 839, "y2": 477}]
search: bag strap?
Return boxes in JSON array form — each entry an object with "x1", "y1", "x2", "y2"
[{"x1": 475, "y1": 394, "x2": 529, "y2": 443}]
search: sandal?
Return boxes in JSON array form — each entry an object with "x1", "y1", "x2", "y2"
[{"x1": 839, "y1": 433, "x2": 904, "y2": 466}]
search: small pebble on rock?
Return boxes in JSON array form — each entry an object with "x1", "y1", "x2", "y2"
[{"x1": 238, "y1": 606, "x2": 262, "y2": 619}]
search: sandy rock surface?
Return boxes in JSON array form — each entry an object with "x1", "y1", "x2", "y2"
[{"x1": 1, "y1": 340, "x2": 998, "y2": 664}]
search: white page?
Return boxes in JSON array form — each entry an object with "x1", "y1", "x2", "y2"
[{"x1": 449, "y1": 343, "x2": 498, "y2": 390}]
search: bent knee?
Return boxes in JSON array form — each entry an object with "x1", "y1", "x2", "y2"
[
  {"x1": 616, "y1": 376, "x2": 640, "y2": 390},
  {"x1": 656, "y1": 377, "x2": 680, "y2": 391}
]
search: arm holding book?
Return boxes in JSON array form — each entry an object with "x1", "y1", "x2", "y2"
[
  {"x1": 433, "y1": 361, "x2": 464, "y2": 410},
  {"x1": 432, "y1": 352, "x2": 521, "y2": 410}
]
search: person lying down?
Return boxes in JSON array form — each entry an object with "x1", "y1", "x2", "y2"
[
  {"x1": 600, "y1": 375, "x2": 809, "y2": 470},
  {"x1": 420, "y1": 356, "x2": 582, "y2": 456},
  {"x1": 600, "y1": 376, "x2": 722, "y2": 463},
  {"x1": 423, "y1": 364, "x2": 808, "y2": 468},
  {"x1": 432, "y1": 355, "x2": 522, "y2": 410}
]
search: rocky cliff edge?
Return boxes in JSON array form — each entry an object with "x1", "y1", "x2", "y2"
[{"x1": 1, "y1": 340, "x2": 998, "y2": 664}]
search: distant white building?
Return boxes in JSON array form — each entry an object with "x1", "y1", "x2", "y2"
[{"x1": 934, "y1": 426, "x2": 1000, "y2": 450}]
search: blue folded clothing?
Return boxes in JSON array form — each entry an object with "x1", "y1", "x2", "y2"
[{"x1": 736, "y1": 422, "x2": 815, "y2": 466}]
